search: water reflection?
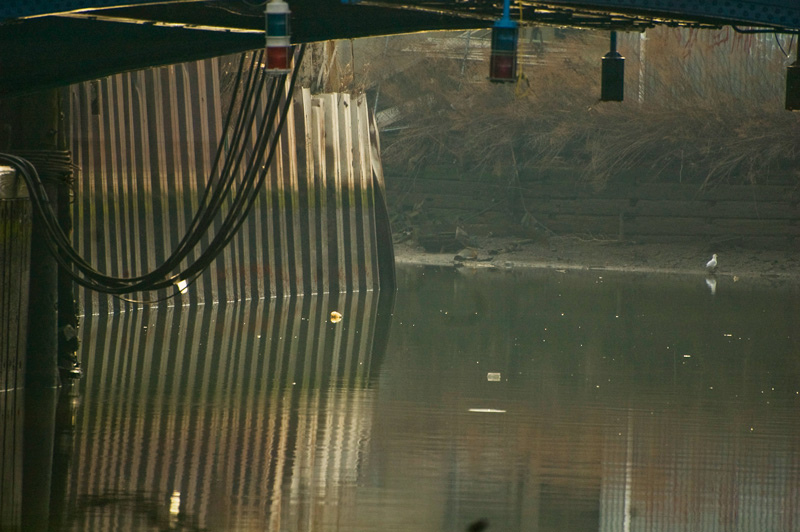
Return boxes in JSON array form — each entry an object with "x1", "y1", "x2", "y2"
[
  {"x1": 379, "y1": 266, "x2": 800, "y2": 532},
  {"x1": 53, "y1": 291, "x2": 391, "y2": 531},
  {"x1": 41, "y1": 267, "x2": 800, "y2": 531},
  {"x1": 705, "y1": 276, "x2": 717, "y2": 295}
]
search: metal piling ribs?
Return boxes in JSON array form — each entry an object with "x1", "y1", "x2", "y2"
[{"x1": 70, "y1": 56, "x2": 390, "y2": 309}]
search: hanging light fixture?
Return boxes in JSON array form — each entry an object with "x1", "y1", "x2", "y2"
[
  {"x1": 601, "y1": 31, "x2": 624, "y2": 101},
  {"x1": 489, "y1": 0, "x2": 518, "y2": 82},
  {"x1": 786, "y1": 38, "x2": 800, "y2": 111},
  {"x1": 265, "y1": 0, "x2": 292, "y2": 73}
]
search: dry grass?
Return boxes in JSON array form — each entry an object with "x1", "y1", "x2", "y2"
[{"x1": 340, "y1": 27, "x2": 800, "y2": 189}]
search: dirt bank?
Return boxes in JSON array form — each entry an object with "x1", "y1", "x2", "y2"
[{"x1": 393, "y1": 235, "x2": 800, "y2": 284}]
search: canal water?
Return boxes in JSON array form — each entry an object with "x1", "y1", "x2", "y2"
[{"x1": 50, "y1": 264, "x2": 800, "y2": 532}]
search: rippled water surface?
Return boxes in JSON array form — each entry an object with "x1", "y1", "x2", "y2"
[{"x1": 50, "y1": 265, "x2": 800, "y2": 531}]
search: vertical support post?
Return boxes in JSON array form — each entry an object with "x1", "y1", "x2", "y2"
[
  {"x1": 637, "y1": 32, "x2": 646, "y2": 103},
  {"x1": 57, "y1": 89, "x2": 80, "y2": 377},
  {"x1": 22, "y1": 387, "x2": 58, "y2": 531},
  {"x1": 0, "y1": 176, "x2": 29, "y2": 532},
  {"x1": 0, "y1": 88, "x2": 62, "y2": 531},
  {"x1": 368, "y1": 112, "x2": 395, "y2": 292},
  {"x1": 0, "y1": 90, "x2": 62, "y2": 388},
  {"x1": 786, "y1": 39, "x2": 800, "y2": 111}
]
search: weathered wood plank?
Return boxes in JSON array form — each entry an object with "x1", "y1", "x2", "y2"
[
  {"x1": 388, "y1": 173, "x2": 800, "y2": 245},
  {"x1": 544, "y1": 214, "x2": 800, "y2": 237},
  {"x1": 520, "y1": 182, "x2": 800, "y2": 203},
  {"x1": 527, "y1": 198, "x2": 800, "y2": 220},
  {"x1": 390, "y1": 175, "x2": 800, "y2": 204},
  {"x1": 388, "y1": 186, "x2": 800, "y2": 222}
]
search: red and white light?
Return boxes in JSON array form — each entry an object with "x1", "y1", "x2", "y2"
[
  {"x1": 265, "y1": 0, "x2": 292, "y2": 73},
  {"x1": 488, "y1": 0, "x2": 518, "y2": 83}
]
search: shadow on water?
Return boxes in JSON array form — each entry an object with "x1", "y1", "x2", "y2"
[{"x1": 7, "y1": 265, "x2": 800, "y2": 531}]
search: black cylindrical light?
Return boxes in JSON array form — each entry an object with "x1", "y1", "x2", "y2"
[
  {"x1": 601, "y1": 31, "x2": 624, "y2": 102},
  {"x1": 786, "y1": 39, "x2": 800, "y2": 111}
]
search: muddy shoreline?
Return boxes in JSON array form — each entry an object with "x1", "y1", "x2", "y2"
[{"x1": 393, "y1": 235, "x2": 800, "y2": 285}]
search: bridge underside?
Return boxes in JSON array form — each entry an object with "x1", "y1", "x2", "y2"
[{"x1": 0, "y1": 0, "x2": 799, "y2": 94}]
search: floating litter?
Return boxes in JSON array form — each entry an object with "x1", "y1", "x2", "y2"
[
  {"x1": 487, "y1": 372, "x2": 501, "y2": 382},
  {"x1": 330, "y1": 311, "x2": 343, "y2": 323}
]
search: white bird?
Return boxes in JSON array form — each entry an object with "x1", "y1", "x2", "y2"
[{"x1": 706, "y1": 253, "x2": 718, "y2": 273}]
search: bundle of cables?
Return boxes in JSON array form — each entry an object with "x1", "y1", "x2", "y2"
[{"x1": 0, "y1": 44, "x2": 306, "y2": 298}]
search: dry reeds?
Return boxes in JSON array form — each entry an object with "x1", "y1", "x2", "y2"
[{"x1": 344, "y1": 27, "x2": 800, "y2": 189}]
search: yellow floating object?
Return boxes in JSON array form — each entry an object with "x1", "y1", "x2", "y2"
[{"x1": 330, "y1": 311, "x2": 343, "y2": 323}]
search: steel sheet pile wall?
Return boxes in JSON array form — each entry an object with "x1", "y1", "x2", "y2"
[
  {"x1": 59, "y1": 293, "x2": 383, "y2": 531},
  {"x1": 70, "y1": 58, "x2": 383, "y2": 313}
]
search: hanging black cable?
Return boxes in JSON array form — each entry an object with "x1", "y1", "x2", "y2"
[
  {"x1": 140, "y1": 50, "x2": 272, "y2": 285},
  {"x1": 0, "y1": 44, "x2": 307, "y2": 295},
  {"x1": 180, "y1": 45, "x2": 308, "y2": 286},
  {"x1": 0, "y1": 54, "x2": 259, "y2": 290},
  {"x1": 158, "y1": 62, "x2": 294, "y2": 290}
]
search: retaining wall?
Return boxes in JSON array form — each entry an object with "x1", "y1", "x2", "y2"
[
  {"x1": 386, "y1": 166, "x2": 800, "y2": 248},
  {"x1": 70, "y1": 57, "x2": 389, "y2": 312}
]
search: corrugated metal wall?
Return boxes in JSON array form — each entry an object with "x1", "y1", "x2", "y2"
[
  {"x1": 70, "y1": 56, "x2": 385, "y2": 314},
  {"x1": 60, "y1": 292, "x2": 383, "y2": 530}
]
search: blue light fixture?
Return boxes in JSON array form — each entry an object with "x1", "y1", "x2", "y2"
[{"x1": 489, "y1": 0, "x2": 518, "y2": 82}]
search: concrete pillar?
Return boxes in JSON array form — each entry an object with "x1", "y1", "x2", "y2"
[
  {"x1": 0, "y1": 88, "x2": 62, "y2": 532},
  {"x1": 0, "y1": 90, "x2": 62, "y2": 387},
  {"x1": 0, "y1": 171, "x2": 29, "y2": 532}
]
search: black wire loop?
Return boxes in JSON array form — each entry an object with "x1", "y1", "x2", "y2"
[{"x1": 0, "y1": 44, "x2": 307, "y2": 298}]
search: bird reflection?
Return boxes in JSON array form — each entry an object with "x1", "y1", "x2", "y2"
[{"x1": 705, "y1": 277, "x2": 717, "y2": 295}]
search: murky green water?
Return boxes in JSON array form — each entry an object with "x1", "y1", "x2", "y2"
[{"x1": 49, "y1": 265, "x2": 800, "y2": 531}]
